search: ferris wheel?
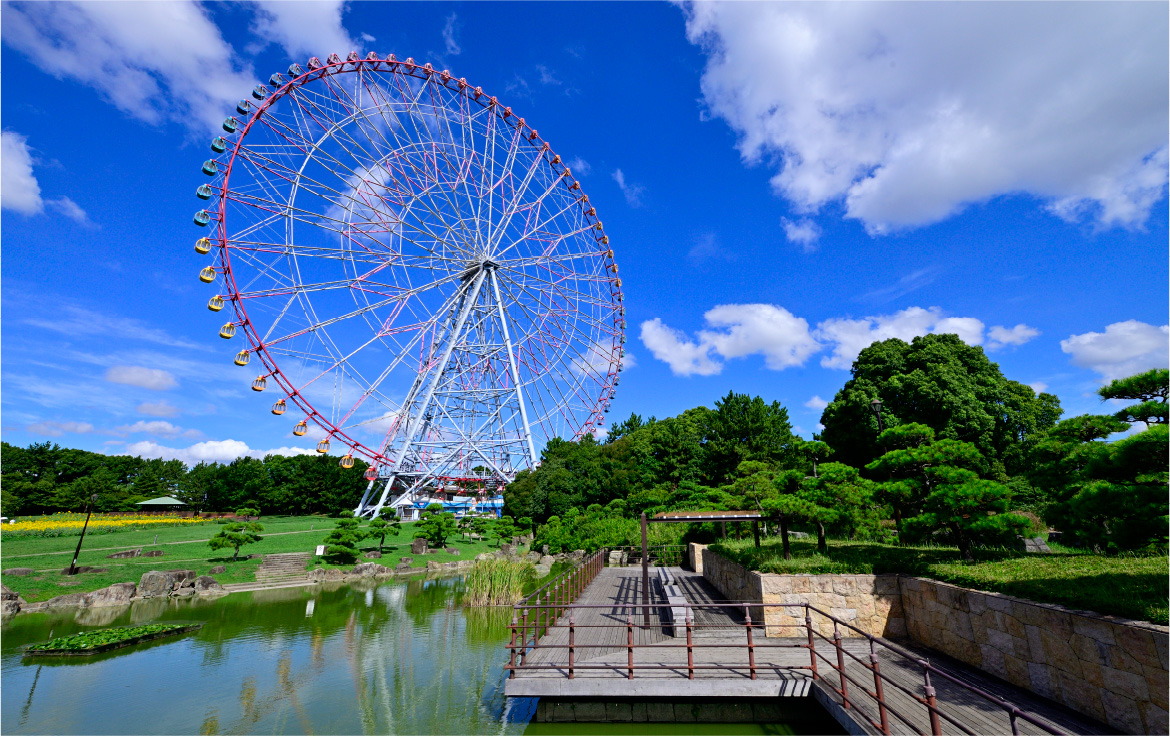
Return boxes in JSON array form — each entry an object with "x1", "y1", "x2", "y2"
[{"x1": 191, "y1": 52, "x2": 626, "y2": 518}]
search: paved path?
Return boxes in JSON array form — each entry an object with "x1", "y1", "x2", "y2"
[{"x1": 507, "y1": 567, "x2": 1113, "y2": 735}]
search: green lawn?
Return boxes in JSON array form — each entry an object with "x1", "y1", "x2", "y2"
[
  {"x1": 712, "y1": 537, "x2": 1169, "y2": 625},
  {"x1": 1, "y1": 515, "x2": 508, "y2": 603}
]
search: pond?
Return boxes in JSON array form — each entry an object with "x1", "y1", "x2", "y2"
[{"x1": 2, "y1": 576, "x2": 836, "y2": 735}]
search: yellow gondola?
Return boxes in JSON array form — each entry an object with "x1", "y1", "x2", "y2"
[
  {"x1": 293, "y1": 420, "x2": 308, "y2": 436},
  {"x1": 219, "y1": 323, "x2": 236, "y2": 339},
  {"x1": 199, "y1": 266, "x2": 216, "y2": 283},
  {"x1": 207, "y1": 296, "x2": 224, "y2": 312},
  {"x1": 271, "y1": 399, "x2": 286, "y2": 415},
  {"x1": 252, "y1": 376, "x2": 266, "y2": 391},
  {"x1": 195, "y1": 237, "x2": 212, "y2": 254},
  {"x1": 233, "y1": 350, "x2": 250, "y2": 366},
  {"x1": 316, "y1": 438, "x2": 330, "y2": 454},
  {"x1": 339, "y1": 454, "x2": 354, "y2": 468}
]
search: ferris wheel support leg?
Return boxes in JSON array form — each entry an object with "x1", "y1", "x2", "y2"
[{"x1": 488, "y1": 268, "x2": 538, "y2": 468}]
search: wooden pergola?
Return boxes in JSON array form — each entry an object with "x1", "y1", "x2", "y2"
[{"x1": 636, "y1": 510, "x2": 764, "y2": 625}]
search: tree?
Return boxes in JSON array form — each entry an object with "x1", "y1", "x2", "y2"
[
  {"x1": 799, "y1": 462, "x2": 877, "y2": 552},
  {"x1": 702, "y1": 392, "x2": 799, "y2": 484},
  {"x1": 491, "y1": 516, "x2": 518, "y2": 547},
  {"x1": 322, "y1": 512, "x2": 368, "y2": 563},
  {"x1": 415, "y1": 503, "x2": 457, "y2": 547},
  {"x1": 367, "y1": 512, "x2": 400, "y2": 550},
  {"x1": 820, "y1": 334, "x2": 1061, "y2": 473},
  {"x1": 866, "y1": 424, "x2": 984, "y2": 533},
  {"x1": 1099, "y1": 368, "x2": 1168, "y2": 427},
  {"x1": 235, "y1": 507, "x2": 260, "y2": 520},
  {"x1": 902, "y1": 467, "x2": 1031, "y2": 561},
  {"x1": 208, "y1": 521, "x2": 264, "y2": 561}
]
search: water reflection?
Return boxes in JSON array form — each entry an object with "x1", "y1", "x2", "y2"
[{"x1": 2, "y1": 575, "x2": 524, "y2": 735}]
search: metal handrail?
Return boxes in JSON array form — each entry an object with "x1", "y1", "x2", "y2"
[{"x1": 506, "y1": 600, "x2": 1068, "y2": 736}]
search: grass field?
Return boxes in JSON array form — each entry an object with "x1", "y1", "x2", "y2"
[
  {"x1": 712, "y1": 537, "x2": 1169, "y2": 625},
  {"x1": 1, "y1": 515, "x2": 506, "y2": 603}
]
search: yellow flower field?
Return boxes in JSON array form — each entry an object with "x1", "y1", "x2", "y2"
[{"x1": 1, "y1": 513, "x2": 209, "y2": 538}]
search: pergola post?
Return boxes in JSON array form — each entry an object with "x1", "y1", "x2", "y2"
[
  {"x1": 752, "y1": 519, "x2": 761, "y2": 548},
  {"x1": 640, "y1": 511, "x2": 650, "y2": 628}
]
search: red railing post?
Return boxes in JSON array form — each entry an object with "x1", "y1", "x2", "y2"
[
  {"x1": 520, "y1": 607, "x2": 529, "y2": 664},
  {"x1": 745, "y1": 608, "x2": 757, "y2": 680},
  {"x1": 834, "y1": 621, "x2": 850, "y2": 709},
  {"x1": 568, "y1": 613, "x2": 575, "y2": 679},
  {"x1": 627, "y1": 615, "x2": 635, "y2": 680},
  {"x1": 507, "y1": 612, "x2": 518, "y2": 679},
  {"x1": 870, "y1": 638, "x2": 890, "y2": 735},
  {"x1": 923, "y1": 666, "x2": 942, "y2": 736},
  {"x1": 1010, "y1": 708, "x2": 1021, "y2": 735},
  {"x1": 805, "y1": 606, "x2": 818, "y2": 680},
  {"x1": 685, "y1": 609, "x2": 695, "y2": 680}
]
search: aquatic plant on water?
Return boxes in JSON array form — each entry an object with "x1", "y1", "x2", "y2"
[{"x1": 25, "y1": 624, "x2": 201, "y2": 655}]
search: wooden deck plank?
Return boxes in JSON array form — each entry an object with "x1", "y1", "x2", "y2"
[{"x1": 507, "y1": 567, "x2": 1113, "y2": 735}]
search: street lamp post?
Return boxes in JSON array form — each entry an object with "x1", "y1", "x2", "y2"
[
  {"x1": 869, "y1": 398, "x2": 885, "y2": 434},
  {"x1": 67, "y1": 494, "x2": 99, "y2": 576}
]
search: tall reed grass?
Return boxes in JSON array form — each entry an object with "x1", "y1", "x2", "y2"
[{"x1": 464, "y1": 557, "x2": 535, "y2": 606}]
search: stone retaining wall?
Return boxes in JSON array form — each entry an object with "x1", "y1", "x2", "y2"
[
  {"x1": 701, "y1": 548, "x2": 905, "y2": 639},
  {"x1": 901, "y1": 576, "x2": 1168, "y2": 735},
  {"x1": 700, "y1": 548, "x2": 1169, "y2": 734}
]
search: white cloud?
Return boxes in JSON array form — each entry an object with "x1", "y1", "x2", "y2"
[
  {"x1": 1, "y1": 131, "x2": 43, "y2": 214},
  {"x1": 805, "y1": 395, "x2": 828, "y2": 411},
  {"x1": 567, "y1": 157, "x2": 592, "y2": 176},
  {"x1": 612, "y1": 169, "x2": 646, "y2": 208},
  {"x1": 687, "y1": 232, "x2": 733, "y2": 264},
  {"x1": 988, "y1": 323, "x2": 1041, "y2": 349},
  {"x1": 1060, "y1": 320, "x2": 1169, "y2": 381},
  {"x1": 25, "y1": 305, "x2": 203, "y2": 349},
  {"x1": 1029, "y1": 382, "x2": 1049, "y2": 394},
  {"x1": 441, "y1": 14, "x2": 462, "y2": 56},
  {"x1": 137, "y1": 401, "x2": 180, "y2": 417},
  {"x1": 3, "y1": 1, "x2": 256, "y2": 134},
  {"x1": 859, "y1": 267, "x2": 939, "y2": 303},
  {"x1": 536, "y1": 65, "x2": 560, "y2": 86},
  {"x1": 121, "y1": 438, "x2": 316, "y2": 466},
  {"x1": 699, "y1": 304, "x2": 819, "y2": 370},
  {"x1": 46, "y1": 196, "x2": 92, "y2": 226},
  {"x1": 26, "y1": 420, "x2": 95, "y2": 437},
  {"x1": 684, "y1": 2, "x2": 1168, "y2": 233},
  {"x1": 114, "y1": 420, "x2": 200, "y2": 439},
  {"x1": 781, "y1": 218, "x2": 821, "y2": 250},
  {"x1": 640, "y1": 318, "x2": 722, "y2": 376},
  {"x1": 816, "y1": 306, "x2": 985, "y2": 369},
  {"x1": 359, "y1": 32, "x2": 376, "y2": 44},
  {"x1": 105, "y1": 366, "x2": 178, "y2": 391},
  {"x1": 251, "y1": 1, "x2": 354, "y2": 60}
]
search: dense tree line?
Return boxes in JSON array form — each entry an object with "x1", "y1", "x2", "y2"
[
  {"x1": 0, "y1": 443, "x2": 369, "y2": 517},
  {"x1": 506, "y1": 336, "x2": 1167, "y2": 556}
]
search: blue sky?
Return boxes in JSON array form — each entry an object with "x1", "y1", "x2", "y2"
[{"x1": 2, "y1": 1, "x2": 1167, "y2": 465}]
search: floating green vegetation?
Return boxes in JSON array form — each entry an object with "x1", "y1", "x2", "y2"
[
  {"x1": 25, "y1": 623, "x2": 202, "y2": 656},
  {"x1": 464, "y1": 557, "x2": 535, "y2": 606}
]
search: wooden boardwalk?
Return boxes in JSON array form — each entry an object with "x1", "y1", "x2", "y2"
[{"x1": 506, "y1": 567, "x2": 1113, "y2": 735}]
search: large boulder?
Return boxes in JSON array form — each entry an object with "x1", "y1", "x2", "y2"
[
  {"x1": 351, "y1": 562, "x2": 388, "y2": 577},
  {"x1": 308, "y1": 568, "x2": 345, "y2": 582},
  {"x1": 363, "y1": 550, "x2": 382, "y2": 559},
  {"x1": 209, "y1": 565, "x2": 226, "y2": 575},
  {"x1": 41, "y1": 592, "x2": 90, "y2": 610},
  {"x1": 410, "y1": 538, "x2": 428, "y2": 555},
  {"x1": 194, "y1": 576, "x2": 224, "y2": 595},
  {"x1": 137, "y1": 570, "x2": 195, "y2": 598},
  {"x1": 499, "y1": 542, "x2": 515, "y2": 556},
  {"x1": 1, "y1": 584, "x2": 25, "y2": 617},
  {"x1": 444, "y1": 548, "x2": 460, "y2": 556},
  {"x1": 106, "y1": 549, "x2": 141, "y2": 559},
  {"x1": 87, "y1": 582, "x2": 135, "y2": 607}
]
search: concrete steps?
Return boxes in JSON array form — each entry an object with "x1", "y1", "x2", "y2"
[{"x1": 254, "y1": 552, "x2": 312, "y2": 583}]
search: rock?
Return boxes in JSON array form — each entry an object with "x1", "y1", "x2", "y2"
[
  {"x1": 87, "y1": 582, "x2": 136, "y2": 607},
  {"x1": 59, "y1": 566, "x2": 108, "y2": 575},
  {"x1": 5, "y1": 568, "x2": 34, "y2": 576},
  {"x1": 308, "y1": 568, "x2": 344, "y2": 582},
  {"x1": 1, "y1": 584, "x2": 25, "y2": 617},
  {"x1": 1018, "y1": 536, "x2": 1051, "y2": 553},
  {"x1": 351, "y1": 562, "x2": 388, "y2": 577},
  {"x1": 363, "y1": 550, "x2": 382, "y2": 559},
  {"x1": 42, "y1": 592, "x2": 90, "y2": 610},
  {"x1": 165, "y1": 570, "x2": 196, "y2": 591},
  {"x1": 173, "y1": 587, "x2": 195, "y2": 597},
  {"x1": 533, "y1": 563, "x2": 552, "y2": 578},
  {"x1": 541, "y1": 545, "x2": 550, "y2": 556},
  {"x1": 500, "y1": 542, "x2": 515, "y2": 556},
  {"x1": 141, "y1": 550, "x2": 164, "y2": 557},
  {"x1": 789, "y1": 531, "x2": 809, "y2": 539},
  {"x1": 411, "y1": 538, "x2": 429, "y2": 555},
  {"x1": 399, "y1": 557, "x2": 413, "y2": 565},
  {"x1": 569, "y1": 549, "x2": 586, "y2": 562},
  {"x1": 444, "y1": 548, "x2": 460, "y2": 555},
  {"x1": 138, "y1": 571, "x2": 177, "y2": 598},
  {"x1": 107, "y1": 549, "x2": 142, "y2": 559},
  {"x1": 194, "y1": 576, "x2": 224, "y2": 594},
  {"x1": 540, "y1": 555, "x2": 556, "y2": 565},
  {"x1": 395, "y1": 562, "x2": 411, "y2": 570},
  {"x1": 209, "y1": 565, "x2": 226, "y2": 575},
  {"x1": 475, "y1": 552, "x2": 497, "y2": 562}
]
